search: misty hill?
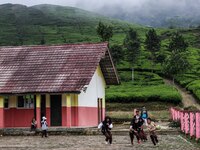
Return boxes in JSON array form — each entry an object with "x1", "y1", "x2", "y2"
[
  {"x1": 0, "y1": 3, "x2": 137, "y2": 46},
  {"x1": 93, "y1": 1, "x2": 200, "y2": 28}
]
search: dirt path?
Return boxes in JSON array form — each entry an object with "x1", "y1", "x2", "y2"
[
  {"x1": 0, "y1": 135, "x2": 199, "y2": 150},
  {"x1": 164, "y1": 79, "x2": 200, "y2": 110}
]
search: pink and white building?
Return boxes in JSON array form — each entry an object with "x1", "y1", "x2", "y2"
[{"x1": 0, "y1": 43, "x2": 119, "y2": 128}]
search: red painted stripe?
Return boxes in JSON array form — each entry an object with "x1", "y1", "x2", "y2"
[
  {"x1": 46, "y1": 107, "x2": 51, "y2": 127},
  {"x1": 62, "y1": 107, "x2": 71, "y2": 127},
  {"x1": 71, "y1": 106, "x2": 79, "y2": 126},
  {"x1": 36, "y1": 108, "x2": 41, "y2": 128},
  {"x1": 4, "y1": 108, "x2": 34, "y2": 127},
  {"x1": 0, "y1": 108, "x2": 4, "y2": 128},
  {"x1": 62, "y1": 107, "x2": 67, "y2": 126}
]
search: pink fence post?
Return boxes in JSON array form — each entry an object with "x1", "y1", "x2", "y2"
[
  {"x1": 185, "y1": 112, "x2": 189, "y2": 134},
  {"x1": 171, "y1": 108, "x2": 174, "y2": 120},
  {"x1": 190, "y1": 112, "x2": 195, "y2": 137},
  {"x1": 196, "y1": 112, "x2": 200, "y2": 140},
  {"x1": 180, "y1": 111, "x2": 184, "y2": 132}
]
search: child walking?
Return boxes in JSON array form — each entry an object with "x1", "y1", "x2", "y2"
[
  {"x1": 147, "y1": 118, "x2": 158, "y2": 146},
  {"x1": 98, "y1": 116, "x2": 113, "y2": 145},
  {"x1": 41, "y1": 116, "x2": 48, "y2": 138},
  {"x1": 138, "y1": 117, "x2": 147, "y2": 142},
  {"x1": 129, "y1": 118, "x2": 140, "y2": 145}
]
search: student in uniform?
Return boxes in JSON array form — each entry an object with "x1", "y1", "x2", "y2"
[
  {"x1": 147, "y1": 117, "x2": 159, "y2": 146},
  {"x1": 98, "y1": 116, "x2": 113, "y2": 145}
]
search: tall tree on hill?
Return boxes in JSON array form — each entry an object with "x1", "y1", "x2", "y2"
[
  {"x1": 145, "y1": 28, "x2": 161, "y2": 72},
  {"x1": 96, "y1": 22, "x2": 113, "y2": 42},
  {"x1": 124, "y1": 28, "x2": 141, "y2": 81},
  {"x1": 163, "y1": 32, "x2": 190, "y2": 85},
  {"x1": 110, "y1": 45, "x2": 124, "y2": 65}
]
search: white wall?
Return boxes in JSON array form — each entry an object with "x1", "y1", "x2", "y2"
[{"x1": 78, "y1": 65, "x2": 106, "y2": 107}]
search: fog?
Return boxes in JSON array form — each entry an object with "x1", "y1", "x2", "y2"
[
  {"x1": 0, "y1": 0, "x2": 199, "y2": 12},
  {"x1": 1, "y1": 0, "x2": 200, "y2": 27}
]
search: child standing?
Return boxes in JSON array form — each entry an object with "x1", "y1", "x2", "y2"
[
  {"x1": 147, "y1": 117, "x2": 158, "y2": 146},
  {"x1": 41, "y1": 116, "x2": 48, "y2": 138},
  {"x1": 98, "y1": 116, "x2": 113, "y2": 145},
  {"x1": 141, "y1": 106, "x2": 148, "y2": 126}
]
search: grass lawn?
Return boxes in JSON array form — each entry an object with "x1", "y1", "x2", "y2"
[
  {"x1": 106, "y1": 102, "x2": 175, "y2": 122},
  {"x1": 106, "y1": 110, "x2": 170, "y2": 122}
]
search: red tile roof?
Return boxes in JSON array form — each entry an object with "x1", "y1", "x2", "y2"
[{"x1": 0, "y1": 43, "x2": 119, "y2": 94}]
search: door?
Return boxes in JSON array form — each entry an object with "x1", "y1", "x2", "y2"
[
  {"x1": 50, "y1": 95, "x2": 62, "y2": 126},
  {"x1": 41, "y1": 95, "x2": 46, "y2": 120},
  {"x1": 98, "y1": 98, "x2": 103, "y2": 123}
]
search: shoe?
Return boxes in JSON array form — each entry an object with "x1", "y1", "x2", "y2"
[
  {"x1": 105, "y1": 141, "x2": 108, "y2": 144},
  {"x1": 138, "y1": 140, "x2": 141, "y2": 144}
]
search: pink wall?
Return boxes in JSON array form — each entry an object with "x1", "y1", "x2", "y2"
[
  {"x1": 78, "y1": 107, "x2": 99, "y2": 127},
  {"x1": 5, "y1": 108, "x2": 34, "y2": 127}
]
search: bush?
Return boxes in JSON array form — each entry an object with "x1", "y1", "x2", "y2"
[
  {"x1": 186, "y1": 80, "x2": 200, "y2": 101},
  {"x1": 106, "y1": 83, "x2": 181, "y2": 104}
]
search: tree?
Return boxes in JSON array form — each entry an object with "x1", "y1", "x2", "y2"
[
  {"x1": 110, "y1": 45, "x2": 124, "y2": 65},
  {"x1": 96, "y1": 22, "x2": 113, "y2": 42},
  {"x1": 163, "y1": 32, "x2": 190, "y2": 84},
  {"x1": 145, "y1": 28, "x2": 161, "y2": 71},
  {"x1": 124, "y1": 28, "x2": 141, "y2": 81},
  {"x1": 40, "y1": 37, "x2": 46, "y2": 45}
]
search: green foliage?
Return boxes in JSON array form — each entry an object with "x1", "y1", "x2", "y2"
[
  {"x1": 96, "y1": 21, "x2": 113, "y2": 42},
  {"x1": 163, "y1": 32, "x2": 190, "y2": 79},
  {"x1": 186, "y1": 80, "x2": 200, "y2": 101},
  {"x1": 106, "y1": 71, "x2": 181, "y2": 104},
  {"x1": 106, "y1": 83, "x2": 181, "y2": 104},
  {"x1": 145, "y1": 28, "x2": 161, "y2": 64},
  {"x1": 110, "y1": 44, "x2": 124, "y2": 64},
  {"x1": 124, "y1": 28, "x2": 141, "y2": 66},
  {"x1": 168, "y1": 32, "x2": 188, "y2": 53}
]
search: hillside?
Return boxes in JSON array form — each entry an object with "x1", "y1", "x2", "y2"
[
  {"x1": 0, "y1": 3, "x2": 140, "y2": 46},
  {"x1": 0, "y1": 4, "x2": 200, "y2": 106}
]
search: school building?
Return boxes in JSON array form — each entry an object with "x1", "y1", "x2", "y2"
[{"x1": 0, "y1": 43, "x2": 119, "y2": 128}]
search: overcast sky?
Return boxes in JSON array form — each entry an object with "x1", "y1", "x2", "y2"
[
  {"x1": 0, "y1": 0, "x2": 200, "y2": 13},
  {"x1": 0, "y1": 0, "x2": 145, "y2": 6}
]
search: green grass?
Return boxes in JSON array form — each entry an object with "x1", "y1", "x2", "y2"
[
  {"x1": 106, "y1": 102, "x2": 176, "y2": 111},
  {"x1": 106, "y1": 71, "x2": 181, "y2": 104}
]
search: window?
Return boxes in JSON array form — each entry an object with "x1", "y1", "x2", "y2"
[
  {"x1": 4, "y1": 96, "x2": 9, "y2": 108},
  {"x1": 18, "y1": 95, "x2": 34, "y2": 108}
]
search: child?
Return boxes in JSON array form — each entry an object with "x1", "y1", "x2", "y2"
[
  {"x1": 134, "y1": 109, "x2": 140, "y2": 120},
  {"x1": 98, "y1": 116, "x2": 113, "y2": 145},
  {"x1": 137, "y1": 117, "x2": 147, "y2": 141},
  {"x1": 129, "y1": 118, "x2": 140, "y2": 145},
  {"x1": 41, "y1": 116, "x2": 48, "y2": 138},
  {"x1": 141, "y1": 106, "x2": 148, "y2": 126},
  {"x1": 30, "y1": 117, "x2": 37, "y2": 132},
  {"x1": 147, "y1": 117, "x2": 158, "y2": 146}
]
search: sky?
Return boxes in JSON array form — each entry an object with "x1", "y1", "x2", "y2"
[
  {"x1": 0, "y1": 0, "x2": 200, "y2": 15},
  {"x1": 0, "y1": 0, "x2": 145, "y2": 7}
]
